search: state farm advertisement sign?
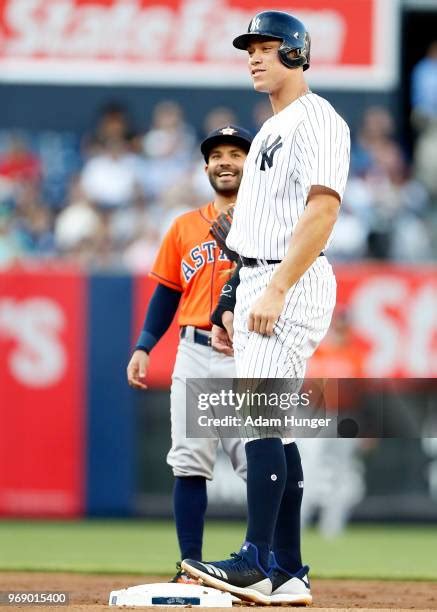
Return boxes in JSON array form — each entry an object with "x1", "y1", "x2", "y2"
[{"x1": 0, "y1": 0, "x2": 399, "y2": 88}]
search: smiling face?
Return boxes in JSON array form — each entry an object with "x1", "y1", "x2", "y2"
[
  {"x1": 205, "y1": 143, "x2": 247, "y2": 196},
  {"x1": 247, "y1": 38, "x2": 295, "y2": 93}
]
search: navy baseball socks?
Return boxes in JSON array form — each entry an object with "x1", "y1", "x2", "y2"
[
  {"x1": 173, "y1": 476, "x2": 207, "y2": 561},
  {"x1": 268, "y1": 441, "x2": 311, "y2": 604},
  {"x1": 171, "y1": 476, "x2": 207, "y2": 584},
  {"x1": 273, "y1": 441, "x2": 304, "y2": 573},
  {"x1": 245, "y1": 438, "x2": 287, "y2": 569}
]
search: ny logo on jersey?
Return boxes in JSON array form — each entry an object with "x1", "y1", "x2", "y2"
[{"x1": 256, "y1": 134, "x2": 283, "y2": 171}]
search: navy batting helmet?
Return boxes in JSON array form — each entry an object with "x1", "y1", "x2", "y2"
[{"x1": 233, "y1": 10, "x2": 311, "y2": 71}]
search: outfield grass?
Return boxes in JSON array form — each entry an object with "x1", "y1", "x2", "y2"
[{"x1": 0, "y1": 520, "x2": 435, "y2": 580}]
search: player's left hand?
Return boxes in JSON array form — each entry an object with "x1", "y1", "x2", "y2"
[
  {"x1": 248, "y1": 286, "x2": 285, "y2": 335},
  {"x1": 211, "y1": 324, "x2": 234, "y2": 356}
]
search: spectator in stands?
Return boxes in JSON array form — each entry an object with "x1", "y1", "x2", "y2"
[
  {"x1": 18, "y1": 204, "x2": 55, "y2": 257},
  {"x1": 0, "y1": 134, "x2": 42, "y2": 223},
  {"x1": 329, "y1": 201, "x2": 368, "y2": 261},
  {"x1": 0, "y1": 134, "x2": 41, "y2": 185},
  {"x1": 1, "y1": 179, "x2": 56, "y2": 259},
  {"x1": 411, "y1": 43, "x2": 437, "y2": 212},
  {"x1": 351, "y1": 106, "x2": 397, "y2": 176},
  {"x1": 0, "y1": 213, "x2": 26, "y2": 267},
  {"x1": 371, "y1": 141, "x2": 428, "y2": 216},
  {"x1": 141, "y1": 101, "x2": 195, "y2": 198},
  {"x1": 413, "y1": 121, "x2": 437, "y2": 205},
  {"x1": 202, "y1": 106, "x2": 238, "y2": 136},
  {"x1": 80, "y1": 137, "x2": 141, "y2": 209},
  {"x1": 122, "y1": 220, "x2": 160, "y2": 272},
  {"x1": 54, "y1": 178, "x2": 103, "y2": 259},
  {"x1": 411, "y1": 41, "x2": 437, "y2": 130},
  {"x1": 367, "y1": 141, "x2": 431, "y2": 260},
  {"x1": 83, "y1": 101, "x2": 133, "y2": 157},
  {"x1": 346, "y1": 109, "x2": 393, "y2": 258},
  {"x1": 143, "y1": 100, "x2": 195, "y2": 157},
  {"x1": 109, "y1": 192, "x2": 151, "y2": 250}
]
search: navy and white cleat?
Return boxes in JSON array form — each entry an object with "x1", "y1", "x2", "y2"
[
  {"x1": 269, "y1": 553, "x2": 312, "y2": 606},
  {"x1": 181, "y1": 542, "x2": 272, "y2": 604}
]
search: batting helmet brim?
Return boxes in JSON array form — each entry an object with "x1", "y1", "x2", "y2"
[{"x1": 233, "y1": 32, "x2": 283, "y2": 50}]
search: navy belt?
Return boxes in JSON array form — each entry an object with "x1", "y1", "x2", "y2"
[
  {"x1": 180, "y1": 326, "x2": 211, "y2": 347},
  {"x1": 240, "y1": 252, "x2": 324, "y2": 267}
]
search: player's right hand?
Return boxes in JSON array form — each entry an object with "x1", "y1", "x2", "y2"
[
  {"x1": 211, "y1": 324, "x2": 233, "y2": 356},
  {"x1": 127, "y1": 350, "x2": 150, "y2": 390}
]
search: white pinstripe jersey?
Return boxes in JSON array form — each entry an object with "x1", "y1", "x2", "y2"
[{"x1": 227, "y1": 92, "x2": 350, "y2": 259}]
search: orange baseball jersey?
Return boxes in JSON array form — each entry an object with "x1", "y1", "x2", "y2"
[{"x1": 149, "y1": 202, "x2": 234, "y2": 329}]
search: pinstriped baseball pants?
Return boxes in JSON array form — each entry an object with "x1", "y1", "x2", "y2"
[{"x1": 233, "y1": 256, "x2": 336, "y2": 441}]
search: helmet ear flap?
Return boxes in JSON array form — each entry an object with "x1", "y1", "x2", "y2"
[
  {"x1": 278, "y1": 32, "x2": 311, "y2": 70},
  {"x1": 277, "y1": 44, "x2": 305, "y2": 70}
]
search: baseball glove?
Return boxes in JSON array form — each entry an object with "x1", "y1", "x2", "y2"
[{"x1": 210, "y1": 206, "x2": 239, "y2": 262}]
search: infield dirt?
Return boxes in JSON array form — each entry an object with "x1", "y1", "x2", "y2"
[{"x1": 0, "y1": 572, "x2": 436, "y2": 611}]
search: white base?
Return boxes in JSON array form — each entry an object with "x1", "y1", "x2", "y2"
[{"x1": 109, "y1": 582, "x2": 236, "y2": 607}]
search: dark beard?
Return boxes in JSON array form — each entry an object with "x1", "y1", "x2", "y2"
[{"x1": 208, "y1": 173, "x2": 240, "y2": 197}]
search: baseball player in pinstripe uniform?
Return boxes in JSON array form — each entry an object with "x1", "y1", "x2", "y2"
[
  {"x1": 182, "y1": 10, "x2": 350, "y2": 605},
  {"x1": 127, "y1": 126, "x2": 252, "y2": 582}
]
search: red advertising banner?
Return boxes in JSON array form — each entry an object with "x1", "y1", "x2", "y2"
[
  {"x1": 0, "y1": 0, "x2": 398, "y2": 89},
  {"x1": 0, "y1": 268, "x2": 86, "y2": 517},
  {"x1": 326, "y1": 263, "x2": 437, "y2": 379},
  {"x1": 135, "y1": 264, "x2": 437, "y2": 387}
]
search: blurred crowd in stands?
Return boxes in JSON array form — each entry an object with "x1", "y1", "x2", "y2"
[{"x1": 1, "y1": 44, "x2": 437, "y2": 270}]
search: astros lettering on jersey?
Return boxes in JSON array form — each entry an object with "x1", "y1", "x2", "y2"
[{"x1": 150, "y1": 202, "x2": 234, "y2": 329}]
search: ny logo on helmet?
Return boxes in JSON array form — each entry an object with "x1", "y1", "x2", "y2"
[
  {"x1": 256, "y1": 134, "x2": 283, "y2": 171},
  {"x1": 250, "y1": 16, "x2": 261, "y2": 31}
]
